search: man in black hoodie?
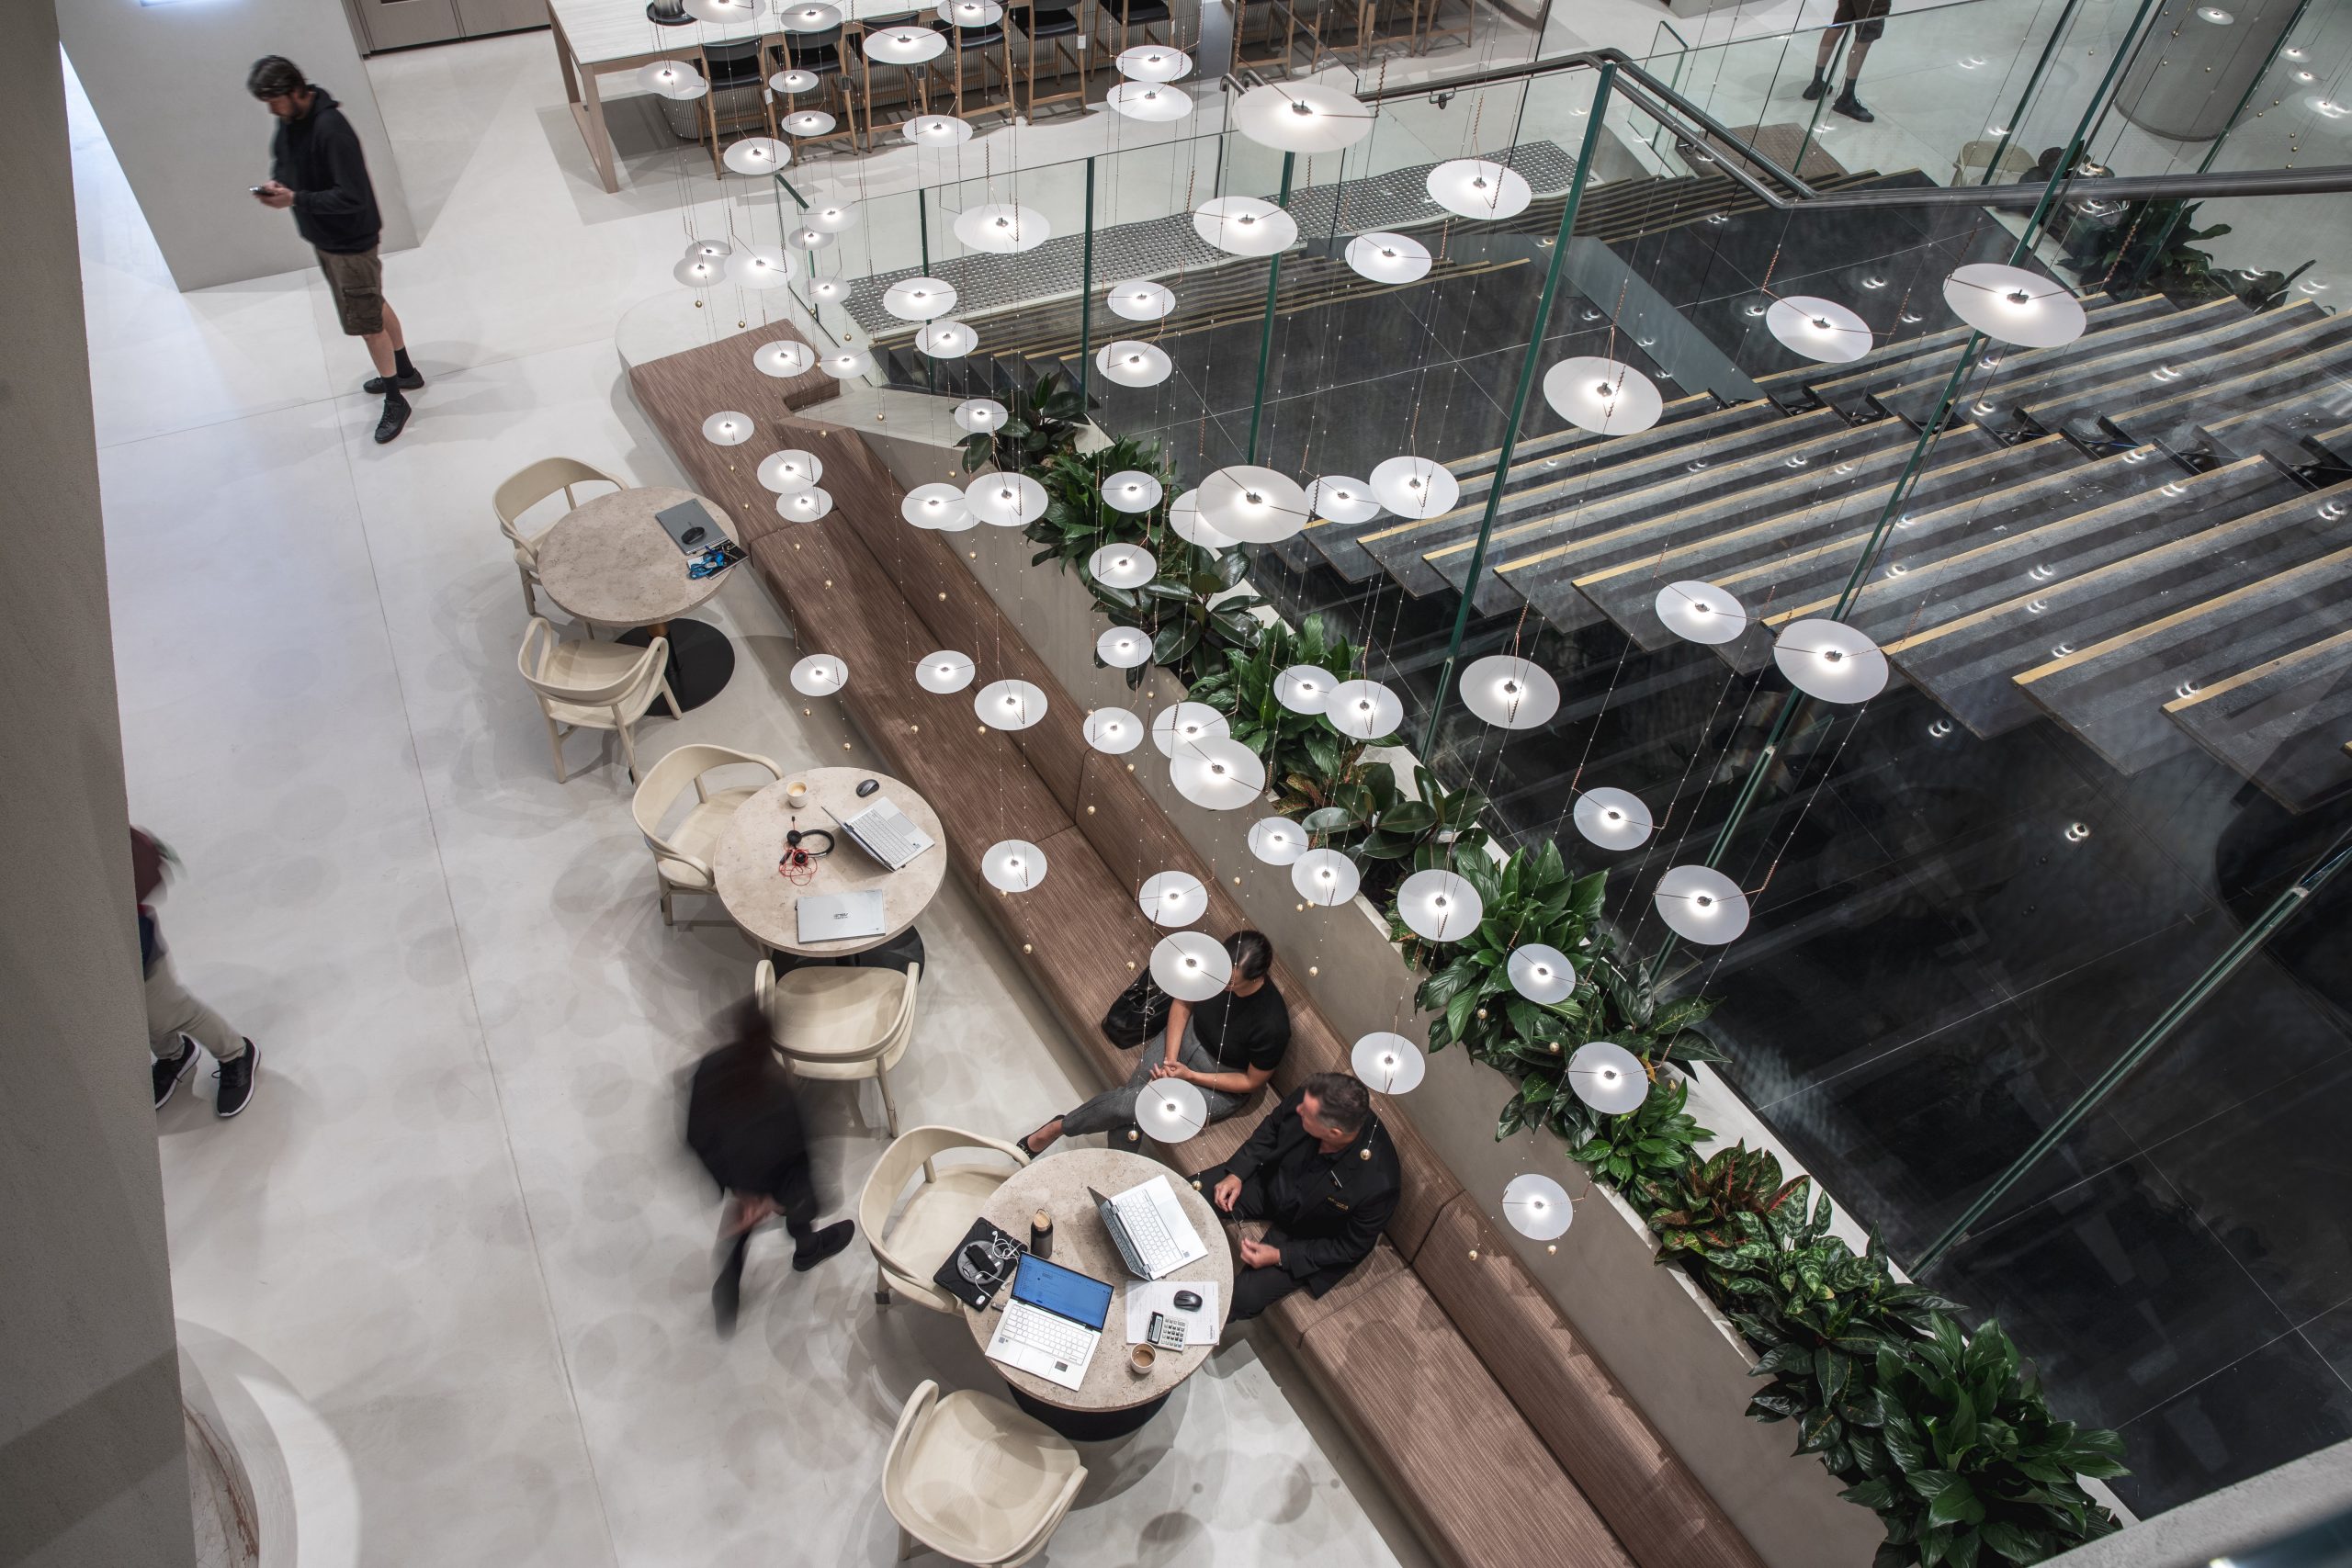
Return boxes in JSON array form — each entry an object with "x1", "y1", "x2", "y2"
[{"x1": 247, "y1": 56, "x2": 418, "y2": 444}]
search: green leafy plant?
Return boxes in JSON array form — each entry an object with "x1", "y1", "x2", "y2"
[
  {"x1": 1566, "y1": 1076, "x2": 1711, "y2": 1187},
  {"x1": 1644, "y1": 1142, "x2": 1808, "y2": 1256},
  {"x1": 1302, "y1": 765, "x2": 1487, "y2": 906},
  {"x1": 1086, "y1": 546, "x2": 1264, "y2": 688},
  {"x1": 1186, "y1": 614, "x2": 1365, "y2": 807},
  {"x1": 960, "y1": 370, "x2": 1083, "y2": 473},
  {"x1": 2060, "y1": 197, "x2": 2312, "y2": 309},
  {"x1": 1023, "y1": 434, "x2": 1173, "y2": 576}
]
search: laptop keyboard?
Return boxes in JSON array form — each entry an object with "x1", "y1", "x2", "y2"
[
  {"x1": 849, "y1": 803, "x2": 926, "y2": 867},
  {"x1": 1122, "y1": 1201, "x2": 1183, "y2": 1274},
  {"x1": 1000, "y1": 1304, "x2": 1094, "y2": 1368}
]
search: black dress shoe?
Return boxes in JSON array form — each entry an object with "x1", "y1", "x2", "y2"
[
  {"x1": 374, "y1": 397, "x2": 413, "y2": 445},
  {"x1": 364, "y1": 368, "x2": 425, "y2": 393},
  {"x1": 153, "y1": 1038, "x2": 198, "y2": 1109},
  {"x1": 791, "y1": 1220, "x2": 855, "y2": 1271},
  {"x1": 1834, "y1": 87, "x2": 1874, "y2": 122}
]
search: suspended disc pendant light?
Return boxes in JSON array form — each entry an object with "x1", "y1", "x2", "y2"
[
  {"x1": 775, "y1": 487, "x2": 832, "y2": 523},
  {"x1": 1459, "y1": 655, "x2": 1560, "y2": 728},
  {"x1": 1573, "y1": 787, "x2": 1653, "y2": 851},
  {"x1": 1233, "y1": 81, "x2": 1374, "y2": 152},
  {"x1": 1088, "y1": 543, "x2": 1158, "y2": 589},
  {"x1": 1344, "y1": 231, "x2": 1432, "y2": 285},
  {"x1": 1369, "y1": 455, "x2": 1458, "y2": 518},
  {"x1": 1942, "y1": 264, "x2": 2086, "y2": 347},
  {"x1": 938, "y1": 0, "x2": 1002, "y2": 21},
  {"x1": 1293, "y1": 848, "x2": 1362, "y2": 907},
  {"x1": 729, "y1": 249, "x2": 792, "y2": 287},
  {"x1": 790, "y1": 654, "x2": 847, "y2": 694},
  {"x1": 1766, "y1": 295, "x2": 1872, "y2": 364},
  {"x1": 721, "y1": 136, "x2": 790, "y2": 175},
  {"x1": 1138, "y1": 870, "x2": 1208, "y2": 927},
  {"x1": 1096, "y1": 625, "x2": 1152, "y2": 667},
  {"x1": 1307, "y1": 475, "x2": 1382, "y2": 525},
  {"x1": 769, "y1": 67, "x2": 820, "y2": 95},
  {"x1": 1427, "y1": 158, "x2": 1532, "y2": 220},
  {"x1": 1273, "y1": 665, "x2": 1334, "y2": 714},
  {"x1": 1171, "y1": 737, "x2": 1267, "y2": 810},
  {"x1": 1102, "y1": 471, "x2": 1164, "y2": 513},
  {"x1": 1249, "y1": 817, "x2": 1307, "y2": 864},
  {"x1": 983, "y1": 839, "x2": 1047, "y2": 891},
  {"x1": 965, "y1": 472, "x2": 1048, "y2": 525},
  {"x1": 1193, "y1": 197, "x2": 1297, "y2": 256},
  {"x1": 1151, "y1": 702, "x2": 1228, "y2": 756},
  {"x1": 1352, "y1": 1032, "x2": 1427, "y2": 1094},
  {"x1": 904, "y1": 113, "x2": 975, "y2": 147},
  {"x1": 1543, "y1": 357, "x2": 1663, "y2": 434},
  {"x1": 1107, "y1": 82, "x2": 1193, "y2": 121},
  {"x1": 1084, "y1": 706, "x2": 1144, "y2": 754},
  {"x1": 1169, "y1": 489, "x2": 1237, "y2": 549},
  {"x1": 674, "y1": 254, "x2": 726, "y2": 288},
  {"x1": 757, "y1": 448, "x2": 823, "y2": 492},
  {"x1": 1151, "y1": 931, "x2": 1231, "y2": 1000},
  {"x1": 1507, "y1": 943, "x2": 1575, "y2": 1003},
  {"x1": 1326, "y1": 679, "x2": 1403, "y2": 740},
  {"x1": 1107, "y1": 279, "x2": 1178, "y2": 321},
  {"x1": 702, "y1": 411, "x2": 754, "y2": 446},
  {"x1": 1566, "y1": 1042, "x2": 1647, "y2": 1113},
  {"x1": 901, "y1": 481, "x2": 972, "y2": 530},
  {"x1": 915, "y1": 650, "x2": 976, "y2": 693},
  {"x1": 784, "y1": 225, "x2": 834, "y2": 253},
  {"x1": 885, "y1": 276, "x2": 959, "y2": 321},
  {"x1": 686, "y1": 0, "x2": 764, "y2": 21},
  {"x1": 1654, "y1": 864, "x2": 1751, "y2": 944},
  {"x1": 807, "y1": 278, "x2": 852, "y2": 305},
  {"x1": 1774, "y1": 619, "x2": 1889, "y2": 703},
  {"x1": 1115, "y1": 44, "x2": 1191, "y2": 80},
  {"x1": 1503, "y1": 1173, "x2": 1574, "y2": 1239},
  {"x1": 683, "y1": 237, "x2": 733, "y2": 262},
  {"x1": 1656, "y1": 580, "x2": 1748, "y2": 645},
  {"x1": 1096, "y1": 340, "x2": 1173, "y2": 387},
  {"x1": 639, "y1": 60, "x2": 709, "y2": 98},
  {"x1": 805, "y1": 202, "x2": 859, "y2": 234},
  {"x1": 864, "y1": 24, "x2": 947, "y2": 62},
  {"x1": 953, "y1": 397, "x2": 1008, "y2": 434},
  {"x1": 1396, "y1": 868, "x2": 1484, "y2": 942},
  {"x1": 753, "y1": 340, "x2": 815, "y2": 378},
  {"x1": 975, "y1": 679, "x2": 1048, "y2": 730},
  {"x1": 915, "y1": 319, "x2": 978, "y2": 357},
  {"x1": 955, "y1": 202, "x2": 1048, "y2": 253},
  {"x1": 780, "y1": 1, "x2": 841, "y2": 27},
  {"x1": 783, "y1": 108, "x2": 838, "y2": 136},
  {"x1": 1138, "y1": 1078, "x2": 1210, "y2": 1143},
  {"x1": 818, "y1": 348, "x2": 873, "y2": 377},
  {"x1": 1197, "y1": 465, "x2": 1309, "y2": 541}
]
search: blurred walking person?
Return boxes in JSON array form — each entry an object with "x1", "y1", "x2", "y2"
[{"x1": 136, "y1": 828, "x2": 259, "y2": 1119}]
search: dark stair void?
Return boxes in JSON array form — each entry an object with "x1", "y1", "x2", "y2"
[{"x1": 2163, "y1": 627, "x2": 2352, "y2": 812}]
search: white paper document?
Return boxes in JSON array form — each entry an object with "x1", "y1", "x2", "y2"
[{"x1": 1124, "y1": 1280, "x2": 1222, "y2": 1344}]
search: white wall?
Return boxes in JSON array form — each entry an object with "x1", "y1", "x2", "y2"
[{"x1": 57, "y1": 0, "x2": 417, "y2": 291}]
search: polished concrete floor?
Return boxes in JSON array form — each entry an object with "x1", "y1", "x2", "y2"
[{"x1": 72, "y1": 40, "x2": 1419, "y2": 1568}]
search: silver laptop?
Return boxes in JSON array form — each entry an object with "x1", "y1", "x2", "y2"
[
  {"x1": 826, "y1": 798, "x2": 935, "y2": 871},
  {"x1": 986, "y1": 1254, "x2": 1114, "y2": 1392},
  {"x1": 1091, "y1": 1175, "x2": 1210, "y2": 1280},
  {"x1": 795, "y1": 889, "x2": 887, "y2": 944}
]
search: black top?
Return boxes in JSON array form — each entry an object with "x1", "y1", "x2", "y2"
[
  {"x1": 268, "y1": 87, "x2": 381, "y2": 254},
  {"x1": 1194, "y1": 1087, "x2": 1402, "y2": 1298},
  {"x1": 1186, "y1": 978, "x2": 1289, "y2": 1073},
  {"x1": 685, "y1": 1043, "x2": 811, "y2": 1201}
]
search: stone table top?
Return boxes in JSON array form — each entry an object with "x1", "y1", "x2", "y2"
[
  {"x1": 536, "y1": 485, "x2": 737, "y2": 628},
  {"x1": 714, "y1": 769, "x2": 946, "y2": 955},
  {"x1": 966, "y1": 1147, "x2": 1233, "y2": 1413}
]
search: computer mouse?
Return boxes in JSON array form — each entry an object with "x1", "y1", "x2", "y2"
[
  {"x1": 856, "y1": 778, "x2": 880, "y2": 797},
  {"x1": 681, "y1": 525, "x2": 706, "y2": 545},
  {"x1": 1172, "y1": 1290, "x2": 1202, "y2": 1313}
]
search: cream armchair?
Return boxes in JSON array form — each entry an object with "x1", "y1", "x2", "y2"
[
  {"x1": 494, "y1": 457, "x2": 624, "y2": 626},
  {"x1": 756, "y1": 959, "x2": 919, "y2": 1136},
  {"x1": 858, "y1": 1126, "x2": 1030, "y2": 1313},
  {"x1": 883, "y1": 1382, "x2": 1084, "y2": 1566},
  {"x1": 516, "y1": 617, "x2": 680, "y2": 783},
  {"x1": 630, "y1": 743, "x2": 782, "y2": 928}
]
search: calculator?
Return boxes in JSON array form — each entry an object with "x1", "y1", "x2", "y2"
[{"x1": 1147, "y1": 1312, "x2": 1188, "y2": 1352}]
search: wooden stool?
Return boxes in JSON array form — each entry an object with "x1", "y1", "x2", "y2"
[{"x1": 1013, "y1": 0, "x2": 1091, "y2": 116}]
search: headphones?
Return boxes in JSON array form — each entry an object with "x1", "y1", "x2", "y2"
[{"x1": 778, "y1": 828, "x2": 834, "y2": 886}]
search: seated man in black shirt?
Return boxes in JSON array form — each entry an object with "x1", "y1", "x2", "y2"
[
  {"x1": 1019, "y1": 930, "x2": 1287, "y2": 1156},
  {"x1": 1193, "y1": 1072, "x2": 1399, "y2": 1322}
]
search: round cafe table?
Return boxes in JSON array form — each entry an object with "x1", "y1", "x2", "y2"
[
  {"x1": 965, "y1": 1147, "x2": 1233, "y2": 1440},
  {"x1": 534, "y1": 484, "x2": 740, "y2": 710},
  {"x1": 714, "y1": 768, "x2": 947, "y2": 957}
]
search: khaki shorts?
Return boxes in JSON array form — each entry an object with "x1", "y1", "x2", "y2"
[{"x1": 316, "y1": 246, "x2": 385, "y2": 336}]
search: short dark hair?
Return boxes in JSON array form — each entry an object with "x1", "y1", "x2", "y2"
[
  {"x1": 247, "y1": 57, "x2": 307, "y2": 98},
  {"x1": 1301, "y1": 1072, "x2": 1371, "y2": 1134},
  {"x1": 1226, "y1": 929, "x2": 1273, "y2": 982}
]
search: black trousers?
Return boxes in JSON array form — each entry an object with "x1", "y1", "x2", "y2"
[
  {"x1": 1226, "y1": 1175, "x2": 1309, "y2": 1322},
  {"x1": 716, "y1": 1164, "x2": 820, "y2": 1292}
]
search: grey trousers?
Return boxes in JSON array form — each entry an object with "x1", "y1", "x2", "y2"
[
  {"x1": 1058, "y1": 1024, "x2": 1248, "y2": 1136},
  {"x1": 144, "y1": 954, "x2": 247, "y2": 1063}
]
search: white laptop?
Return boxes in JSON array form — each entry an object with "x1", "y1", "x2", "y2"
[
  {"x1": 986, "y1": 1253, "x2": 1115, "y2": 1392},
  {"x1": 795, "y1": 889, "x2": 887, "y2": 944},
  {"x1": 827, "y1": 797, "x2": 935, "y2": 871},
  {"x1": 1091, "y1": 1175, "x2": 1210, "y2": 1280}
]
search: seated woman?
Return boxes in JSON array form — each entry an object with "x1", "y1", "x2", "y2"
[{"x1": 1018, "y1": 930, "x2": 1287, "y2": 1157}]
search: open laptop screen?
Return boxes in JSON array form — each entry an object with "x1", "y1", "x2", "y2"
[{"x1": 1011, "y1": 1253, "x2": 1114, "y2": 1328}]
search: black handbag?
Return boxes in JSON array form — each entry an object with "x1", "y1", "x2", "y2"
[{"x1": 1099, "y1": 969, "x2": 1170, "y2": 1050}]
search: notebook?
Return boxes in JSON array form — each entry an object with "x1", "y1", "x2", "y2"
[{"x1": 795, "y1": 889, "x2": 887, "y2": 944}]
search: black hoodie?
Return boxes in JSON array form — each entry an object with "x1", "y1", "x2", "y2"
[{"x1": 267, "y1": 86, "x2": 381, "y2": 254}]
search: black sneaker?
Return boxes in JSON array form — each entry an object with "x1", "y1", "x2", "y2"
[
  {"x1": 363, "y1": 368, "x2": 425, "y2": 393},
  {"x1": 153, "y1": 1038, "x2": 198, "y2": 1110},
  {"x1": 1801, "y1": 73, "x2": 1827, "y2": 101},
  {"x1": 214, "y1": 1042, "x2": 259, "y2": 1118},
  {"x1": 790, "y1": 1220, "x2": 855, "y2": 1272},
  {"x1": 1834, "y1": 88, "x2": 1875, "y2": 122},
  {"x1": 374, "y1": 397, "x2": 413, "y2": 445}
]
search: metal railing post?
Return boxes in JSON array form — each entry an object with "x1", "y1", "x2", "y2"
[
  {"x1": 1245, "y1": 150, "x2": 1297, "y2": 464},
  {"x1": 1080, "y1": 156, "x2": 1096, "y2": 407}
]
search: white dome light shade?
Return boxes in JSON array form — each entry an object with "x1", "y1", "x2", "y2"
[
  {"x1": 1171, "y1": 737, "x2": 1268, "y2": 810},
  {"x1": 1115, "y1": 44, "x2": 1192, "y2": 80},
  {"x1": 983, "y1": 839, "x2": 1047, "y2": 892},
  {"x1": 1089, "y1": 543, "x2": 1158, "y2": 589},
  {"x1": 1507, "y1": 943, "x2": 1576, "y2": 1003},
  {"x1": 1138, "y1": 870, "x2": 1208, "y2": 927},
  {"x1": 805, "y1": 203, "x2": 860, "y2": 234},
  {"x1": 965, "y1": 472, "x2": 1048, "y2": 525},
  {"x1": 1095, "y1": 341, "x2": 1173, "y2": 388},
  {"x1": 1369, "y1": 455, "x2": 1459, "y2": 519},
  {"x1": 1460, "y1": 654, "x2": 1561, "y2": 728},
  {"x1": 915, "y1": 649, "x2": 976, "y2": 693},
  {"x1": 1108, "y1": 279, "x2": 1178, "y2": 321},
  {"x1": 1352, "y1": 1032, "x2": 1427, "y2": 1095},
  {"x1": 1102, "y1": 470, "x2": 1165, "y2": 513},
  {"x1": 1151, "y1": 930, "x2": 1232, "y2": 1000},
  {"x1": 702, "y1": 411, "x2": 754, "y2": 446},
  {"x1": 1766, "y1": 295, "x2": 1871, "y2": 364},
  {"x1": 1774, "y1": 618, "x2": 1890, "y2": 703},
  {"x1": 1942, "y1": 264, "x2": 2086, "y2": 348},
  {"x1": 1344, "y1": 231, "x2": 1433, "y2": 285},
  {"x1": 757, "y1": 449, "x2": 823, "y2": 491},
  {"x1": 722, "y1": 136, "x2": 791, "y2": 175},
  {"x1": 1151, "y1": 701, "x2": 1230, "y2": 756},
  {"x1": 901, "y1": 481, "x2": 972, "y2": 529},
  {"x1": 639, "y1": 61, "x2": 709, "y2": 98},
  {"x1": 783, "y1": 109, "x2": 838, "y2": 136},
  {"x1": 784, "y1": 225, "x2": 834, "y2": 253},
  {"x1": 790, "y1": 653, "x2": 847, "y2": 695},
  {"x1": 1249, "y1": 816, "x2": 1308, "y2": 864},
  {"x1": 807, "y1": 278, "x2": 852, "y2": 304},
  {"x1": 976, "y1": 679, "x2": 1048, "y2": 730},
  {"x1": 939, "y1": 0, "x2": 1003, "y2": 21},
  {"x1": 1084, "y1": 706, "x2": 1144, "y2": 754},
  {"x1": 1503, "y1": 1173, "x2": 1574, "y2": 1239},
  {"x1": 1273, "y1": 664, "x2": 1334, "y2": 714},
  {"x1": 775, "y1": 486, "x2": 833, "y2": 523},
  {"x1": 1293, "y1": 848, "x2": 1362, "y2": 907},
  {"x1": 904, "y1": 113, "x2": 974, "y2": 147},
  {"x1": 686, "y1": 0, "x2": 763, "y2": 21},
  {"x1": 819, "y1": 349, "x2": 874, "y2": 378},
  {"x1": 674, "y1": 255, "x2": 726, "y2": 288},
  {"x1": 954, "y1": 203, "x2": 1048, "y2": 253},
  {"x1": 1198, "y1": 465, "x2": 1310, "y2": 542},
  {"x1": 1106, "y1": 83, "x2": 1194, "y2": 122},
  {"x1": 753, "y1": 339, "x2": 816, "y2": 377},
  {"x1": 769, "y1": 68, "x2": 820, "y2": 95},
  {"x1": 1234, "y1": 82, "x2": 1375, "y2": 152},
  {"x1": 1307, "y1": 475, "x2": 1382, "y2": 525},
  {"x1": 1573, "y1": 786, "x2": 1653, "y2": 851},
  {"x1": 1396, "y1": 868, "x2": 1484, "y2": 942},
  {"x1": 1326, "y1": 678, "x2": 1404, "y2": 740},
  {"x1": 1566, "y1": 1041, "x2": 1647, "y2": 1114},
  {"x1": 1169, "y1": 489, "x2": 1238, "y2": 549},
  {"x1": 1428, "y1": 158, "x2": 1532, "y2": 220},
  {"x1": 1193, "y1": 196, "x2": 1298, "y2": 257},
  {"x1": 914, "y1": 319, "x2": 978, "y2": 357},
  {"x1": 729, "y1": 248, "x2": 793, "y2": 287},
  {"x1": 884, "y1": 276, "x2": 958, "y2": 321},
  {"x1": 1656, "y1": 580, "x2": 1749, "y2": 645},
  {"x1": 864, "y1": 25, "x2": 946, "y2": 62},
  {"x1": 1097, "y1": 625, "x2": 1153, "y2": 667},
  {"x1": 1654, "y1": 863, "x2": 1751, "y2": 945},
  {"x1": 779, "y1": 1, "x2": 841, "y2": 27},
  {"x1": 1137, "y1": 1078, "x2": 1210, "y2": 1144},
  {"x1": 1543, "y1": 357, "x2": 1664, "y2": 434},
  {"x1": 683, "y1": 237, "x2": 733, "y2": 261},
  {"x1": 953, "y1": 397, "x2": 1010, "y2": 434}
]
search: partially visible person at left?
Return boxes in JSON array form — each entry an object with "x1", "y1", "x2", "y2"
[
  {"x1": 136, "y1": 828, "x2": 259, "y2": 1119},
  {"x1": 1193, "y1": 1072, "x2": 1398, "y2": 1323},
  {"x1": 247, "y1": 55, "x2": 421, "y2": 445}
]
